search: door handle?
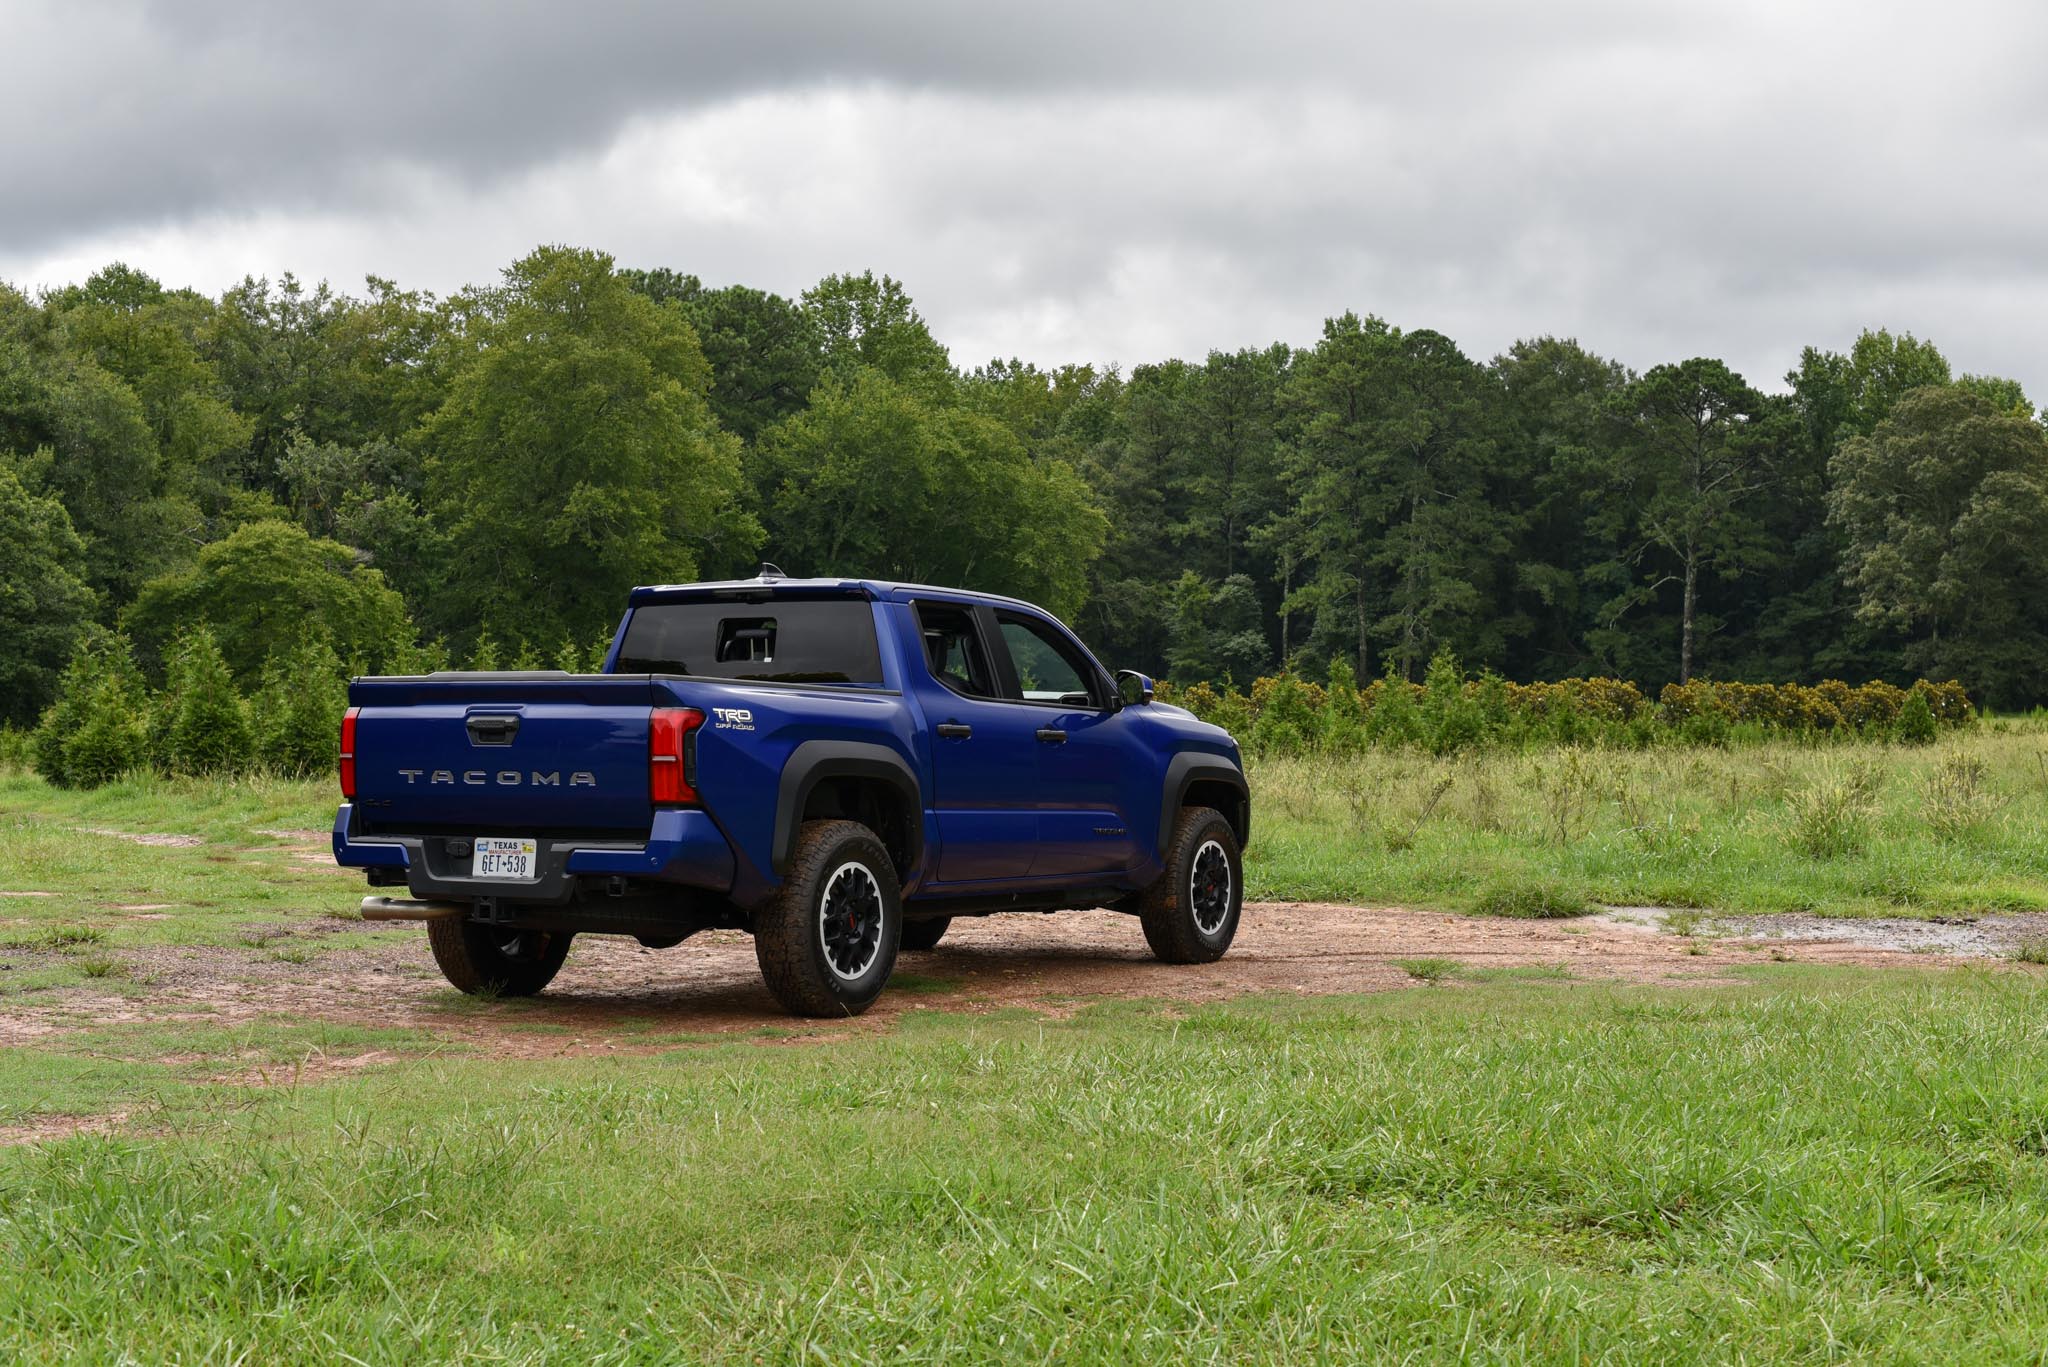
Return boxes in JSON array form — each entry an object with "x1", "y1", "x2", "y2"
[
  {"x1": 1035, "y1": 728, "x2": 1067, "y2": 744},
  {"x1": 936, "y1": 723, "x2": 973, "y2": 739}
]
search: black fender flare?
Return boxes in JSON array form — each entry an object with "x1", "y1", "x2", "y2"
[
  {"x1": 1159, "y1": 753, "x2": 1251, "y2": 853},
  {"x1": 772, "y1": 740, "x2": 924, "y2": 875}
]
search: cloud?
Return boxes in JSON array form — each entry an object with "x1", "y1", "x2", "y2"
[{"x1": 4, "y1": 0, "x2": 2045, "y2": 397}]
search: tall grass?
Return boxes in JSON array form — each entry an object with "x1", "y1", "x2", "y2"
[{"x1": 1248, "y1": 722, "x2": 2048, "y2": 917}]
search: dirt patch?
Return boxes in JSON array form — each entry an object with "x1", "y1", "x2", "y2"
[
  {"x1": 0, "y1": 1112, "x2": 128, "y2": 1146},
  {"x1": 77, "y1": 828, "x2": 203, "y2": 848},
  {"x1": 1600, "y1": 906, "x2": 2048, "y2": 956},
  {"x1": 0, "y1": 902, "x2": 1990, "y2": 1062},
  {"x1": 0, "y1": 891, "x2": 56, "y2": 898}
]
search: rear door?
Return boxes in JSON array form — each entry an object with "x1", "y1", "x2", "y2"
[{"x1": 910, "y1": 600, "x2": 1041, "y2": 883}]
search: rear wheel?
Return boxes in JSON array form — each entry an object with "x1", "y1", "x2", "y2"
[
  {"x1": 899, "y1": 916, "x2": 951, "y2": 952},
  {"x1": 426, "y1": 918, "x2": 573, "y2": 996},
  {"x1": 754, "y1": 820, "x2": 901, "y2": 1016},
  {"x1": 1139, "y1": 807, "x2": 1242, "y2": 964}
]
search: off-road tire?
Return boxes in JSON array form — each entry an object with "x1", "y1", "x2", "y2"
[
  {"x1": 899, "y1": 916, "x2": 951, "y2": 952},
  {"x1": 1139, "y1": 806, "x2": 1242, "y2": 964},
  {"x1": 426, "y1": 918, "x2": 573, "y2": 996},
  {"x1": 754, "y1": 820, "x2": 901, "y2": 1016}
]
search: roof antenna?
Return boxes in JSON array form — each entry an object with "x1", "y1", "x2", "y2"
[{"x1": 756, "y1": 561, "x2": 785, "y2": 580}]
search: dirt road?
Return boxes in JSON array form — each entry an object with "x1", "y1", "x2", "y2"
[{"x1": 8, "y1": 901, "x2": 2023, "y2": 1059}]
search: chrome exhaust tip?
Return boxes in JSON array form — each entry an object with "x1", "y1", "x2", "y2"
[{"x1": 358, "y1": 896, "x2": 467, "y2": 922}]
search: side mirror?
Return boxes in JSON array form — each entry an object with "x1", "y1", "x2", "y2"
[{"x1": 1116, "y1": 670, "x2": 1155, "y2": 707}]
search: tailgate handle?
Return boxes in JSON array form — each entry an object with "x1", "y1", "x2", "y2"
[{"x1": 466, "y1": 714, "x2": 520, "y2": 746}]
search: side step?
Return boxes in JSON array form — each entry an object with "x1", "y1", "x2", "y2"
[{"x1": 359, "y1": 896, "x2": 468, "y2": 922}]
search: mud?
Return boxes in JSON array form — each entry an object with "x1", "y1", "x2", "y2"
[
  {"x1": 2, "y1": 901, "x2": 2016, "y2": 1064},
  {"x1": 1598, "y1": 906, "x2": 2048, "y2": 956}
]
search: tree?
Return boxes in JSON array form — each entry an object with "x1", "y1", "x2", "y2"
[
  {"x1": 160, "y1": 627, "x2": 253, "y2": 775},
  {"x1": 421, "y1": 246, "x2": 759, "y2": 649},
  {"x1": 1491, "y1": 336, "x2": 1629, "y2": 678},
  {"x1": 1282, "y1": 315, "x2": 1512, "y2": 680},
  {"x1": 802, "y1": 272, "x2": 954, "y2": 397},
  {"x1": 124, "y1": 520, "x2": 411, "y2": 684},
  {"x1": 1829, "y1": 386, "x2": 2048, "y2": 707},
  {"x1": 30, "y1": 626, "x2": 149, "y2": 788},
  {"x1": 1601, "y1": 359, "x2": 1783, "y2": 683},
  {"x1": 621, "y1": 272, "x2": 822, "y2": 443},
  {"x1": 0, "y1": 461, "x2": 95, "y2": 725},
  {"x1": 754, "y1": 368, "x2": 1106, "y2": 618},
  {"x1": 0, "y1": 286, "x2": 191, "y2": 604}
]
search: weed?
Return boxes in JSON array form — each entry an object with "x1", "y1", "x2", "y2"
[
  {"x1": 2012, "y1": 939, "x2": 2048, "y2": 966},
  {"x1": 1922, "y1": 752, "x2": 2005, "y2": 843},
  {"x1": 39, "y1": 926, "x2": 107, "y2": 952},
  {"x1": 1473, "y1": 879, "x2": 1591, "y2": 920},
  {"x1": 1663, "y1": 908, "x2": 1707, "y2": 938},
  {"x1": 77, "y1": 954, "x2": 123, "y2": 979},
  {"x1": 1393, "y1": 957, "x2": 1460, "y2": 983},
  {"x1": 1784, "y1": 763, "x2": 1882, "y2": 859},
  {"x1": 268, "y1": 946, "x2": 316, "y2": 965}
]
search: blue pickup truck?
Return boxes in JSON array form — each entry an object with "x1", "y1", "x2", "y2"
[{"x1": 334, "y1": 569, "x2": 1250, "y2": 1016}]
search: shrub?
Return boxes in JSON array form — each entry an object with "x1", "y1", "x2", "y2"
[
  {"x1": 1249, "y1": 674, "x2": 1318, "y2": 756},
  {"x1": 252, "y1": 633, "x2": 348, "y2": 777},
  {"x1": 1894, "y1": 688, "x2": 1938, "y2": 744},
  {"x1": 31, "y1": 628, "x2": 151, "y2": 788},
  {"x1": 161, "y1": 628, "x2": 254, "y2": 776}
]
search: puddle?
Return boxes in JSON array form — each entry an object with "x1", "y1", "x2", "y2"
[{"x1": 1597, "y1": 906, "x2": 2048, "y2": 957}]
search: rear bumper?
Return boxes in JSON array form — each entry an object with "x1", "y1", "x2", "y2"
[{"x1": 332, "y1": 804, "x2": 736, "y2": 903}]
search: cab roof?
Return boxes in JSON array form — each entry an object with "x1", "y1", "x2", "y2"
[{"x1": 627, "y1": 575, "x2": 1044, "y2": 614}]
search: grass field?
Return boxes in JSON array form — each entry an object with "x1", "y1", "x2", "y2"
[
  {"x1": 1249, "y1": 721, "x2": 2048, "y2": 918},
  {"x1": 5, "y1": 971, "x2": 2048, "y2": 1360},
  {"x1": 4, "y1": 739, "x2": 2048, "y2": 1361}
]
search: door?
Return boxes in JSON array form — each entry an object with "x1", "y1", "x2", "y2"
[
  {"x1": 989, "y1": 610, "x2": 1140, "y2": 878},
  {"x1": 912, "y1": 600, "x2": 1042, "y2": 883}
]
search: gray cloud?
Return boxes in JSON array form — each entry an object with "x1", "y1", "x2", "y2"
[{"x1": 4, "y1": 0, "x2": 2046, "y2": 397}]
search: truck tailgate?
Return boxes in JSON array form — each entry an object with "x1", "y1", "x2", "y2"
[{"x1": 349, "y1": 674, "x2": 666, "y2": 833}]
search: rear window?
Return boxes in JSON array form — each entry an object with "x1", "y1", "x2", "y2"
[{"x1": 614, "y1": 599, "x2": 884, "y2": 685}]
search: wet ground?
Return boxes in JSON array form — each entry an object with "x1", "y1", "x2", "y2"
[{"x1": 7, "y1": 900, "x2": 2035, "y2": 1062}]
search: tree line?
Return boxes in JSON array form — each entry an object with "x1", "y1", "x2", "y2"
[{"x1": 3, "y1": 243, "x2": 2045, "y2": 735}]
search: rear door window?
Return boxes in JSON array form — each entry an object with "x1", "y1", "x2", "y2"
[
  {"x1": 912, "y1": 602, "x2": 1001, "y2": 698},
  {"x1": 615, "y1": 600, "x2": 884, "y2": 684}
]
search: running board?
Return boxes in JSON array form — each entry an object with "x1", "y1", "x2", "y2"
[{"x1": 359, "y1": 896, "x2": 467, "y2": 922}]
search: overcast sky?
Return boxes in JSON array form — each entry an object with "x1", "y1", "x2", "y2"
[{"x1": 6, "y1": 0, "x2": 2045, "y2": 398}]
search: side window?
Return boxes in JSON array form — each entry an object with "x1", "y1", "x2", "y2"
[
  {"x1": 913, "y1": 602, "x2": 1000, "y2": 699},
  {"x1": 996, "y1": 614, "x2": 1101, "y2": 707}
]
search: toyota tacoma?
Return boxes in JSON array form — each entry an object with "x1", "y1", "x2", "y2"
[{"x1": 334, "y1": 568, "x2": 1250, "y2": 1016}]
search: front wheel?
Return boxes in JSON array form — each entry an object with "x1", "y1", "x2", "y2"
[
  {"x1": 1139, "y1": 807, "x2": 1242, "y2": 964},
  {"x1": 754, "y1": 820, "x2": 902, "y2": 1016},
  {"x1": 426, "y1": 918, "x2": 573, "y2": 996}
]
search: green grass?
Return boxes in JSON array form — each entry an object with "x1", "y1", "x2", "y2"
[
  {"x1": 0, "y1": 767, "x2": 358, "y2": 953},
  {"x1": 5, "y1": 974, "x2": 2048, "y2": 1360},
  {"x1": 1249, "y1": 721, "x2": 2048, "y2": 917}
]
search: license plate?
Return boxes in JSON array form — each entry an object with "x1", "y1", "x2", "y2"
[{"x1": 471, "y1": 837, "x2": 537, "y2": 880}]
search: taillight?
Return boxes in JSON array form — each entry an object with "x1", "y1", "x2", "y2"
[
  {"x1": 649, "y1": 708, "x2": 705, "y2": 805},
  {"x1": 339, "y1": 706, "x2": 360, "y2": 799}
]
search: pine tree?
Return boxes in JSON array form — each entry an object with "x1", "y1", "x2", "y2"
[{"x1": 162, "y1": 628, "x2": 253, "y2": 776}]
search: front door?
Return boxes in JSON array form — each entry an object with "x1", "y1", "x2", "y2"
[
  {"x1": 989, "y1": 610, "x2": 1139, "y2": 878},
  {"x1": 912, "y1": 600, "x2": 1040, "y2": 883}
]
